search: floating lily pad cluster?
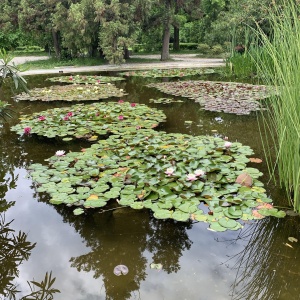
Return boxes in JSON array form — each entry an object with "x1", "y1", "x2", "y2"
[
  {"x1": 11, "y1": 102, "x2": 166, "y2": 141},
  {"x1": 119, "y1": 68, "x2": 215, "y2": 78},
  {"x1": 146, "y1": 81, "x2": 275, "y2": 115},
  {"x1": 149, "y1": 97, "x2": 183, "y2": 104},
  {"x1": 46, "y1": 74, "x2": 125, "y2": 84},
  {"x1": 27, "y1": 130, "x2": 285, "y2": 231},
  {"x1": 14, "y1": 84, "x2": 126, "y2": 102}
]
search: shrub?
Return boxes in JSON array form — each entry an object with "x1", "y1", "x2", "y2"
[
  {"x1": 197, "y1": 43, "x2": 210, "y2": 54},
  {"x1": 211, "y1": 44, "x2": 224, "y2": 55}
]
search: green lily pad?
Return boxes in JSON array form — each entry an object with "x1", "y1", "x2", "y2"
[
  {"x1": 73, "y1": 208, "x2": 85, "y2": 215},
  {"x1": 47, "y1": 74, "x2": 125, "y2": 84},
  {"x1": 14, "y1": 83, "x2": 126, "y2": 101},
  {"x1": 209, "y1": 222, "x2": 227, "y2": 232},
  {"x1": 218, "y1": 218, "x2": 239, "y2": 229},
  {"x1": 172, "y1": 211, "x2": 190, "y2": 221},
  {"x1": 119, "y1": 68, "x2": 215, "y2": 78},
  {"x1": 146, "y1": 80, "x2": 276, "y2": 115},
  {"x1": 11, "y1": 101, "x2": 166, "y2": 141}
]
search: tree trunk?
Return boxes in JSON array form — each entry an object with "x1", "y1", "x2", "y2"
[
  {"x1": 123, "y1": 47, "x2": 130, "y2": 59},
  {"x1": 52, "y1": 29, "x2": 61, "y2": 58},
  {"x1": 161, "y1": 24, "x2": 170, "y2": 61},
  {"x1": 173, "y1": 26, "x2": 180, "y2": 51}
]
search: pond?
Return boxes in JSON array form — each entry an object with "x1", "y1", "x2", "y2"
[{"x1": 1, "y1": 71, "x2": 299, "y2": 300}]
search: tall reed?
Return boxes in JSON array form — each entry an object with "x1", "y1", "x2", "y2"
[{"x1": 255, "y1": 0, "x2": 300, "y2": 213}]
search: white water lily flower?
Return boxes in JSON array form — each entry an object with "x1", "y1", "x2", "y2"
[
  {"x1": 165, "y1": 167, "x2": 175, "y2": 176},
  {"x1": 194, "y1": 169, "x2": 205, "y2": 177},
  {"x1": 55, "y1": 150, "x2": 65, "y2": 156},
  {"x1": 186, "y1": 173, "x2": 197, "y2": 181},
  {"x1": 224, "y1": 141, "x2": 232, "y2": 148}
]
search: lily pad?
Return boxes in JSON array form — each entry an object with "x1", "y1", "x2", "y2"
[
  {"x1": 119, "y1": 68, "x2": 215, "y2": 78},
  {"x1": 150, "y1": 263, "x2": 163, "y2": 270},
  {"x1": 14, "y1": 83, "x2": 127, "y2": 101},
  {"x1": 146, "y1": 80, "x2": 276, "y2": 115},
  {"x1": 11, "y1": 101, "x2": 166, "y2": 141},
  {"x1": 47, "y1": 74, "x2": 125, "y2": 84},
  {"x1": 113, "y1": 265, "x2": 129, "y2": 276},
  {"x1": 27, "y1": 129, "x2": 283, "y2": 230}
]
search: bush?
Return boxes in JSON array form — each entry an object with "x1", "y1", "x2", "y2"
[
  {"x1": 178, "y1": 43, "x2": 198, "y2": 50},
  {"x1": 211, "y1": 44, "x2": 224, "y2": 55},
  {"x1": 197, "y1": 43, "x2": 210, "y2": 54}
]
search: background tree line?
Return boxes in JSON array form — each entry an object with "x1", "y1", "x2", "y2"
[{"x1": 0, "y1": 0, "x2": 272, "y2": 63}]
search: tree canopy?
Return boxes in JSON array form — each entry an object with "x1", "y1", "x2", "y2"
[{"x1": 0, "y1": 0, "x2": 275, "y2": 62}]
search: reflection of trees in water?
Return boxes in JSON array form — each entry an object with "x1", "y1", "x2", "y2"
[
  {"x1": 225, "y1": 217, "x2": 300, "y2": 300},
  {"x1": 52, "y1": 204, "x2": 192, "y2": 299},
  {"x1": 147, "y1": 217, "x2": 192, "y2": 274},
  {"x1": 0, "y1": 124, "x2": 27, "y2": 201},
  {"x1": 0, "y1": 211, "x2": 35, "y2": 298}
]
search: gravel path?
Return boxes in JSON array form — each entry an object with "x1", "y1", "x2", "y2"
[{"x1": 16, "y1": 54, "x2": 225, "y2": 76}]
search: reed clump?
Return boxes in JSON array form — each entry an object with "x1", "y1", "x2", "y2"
[{"x1": 255, "y1": 0, "x2": 300, "y2": 213}]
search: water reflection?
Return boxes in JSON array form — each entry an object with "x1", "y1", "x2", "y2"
[
  {"x1": 47, "y1": 202, "x2": 192, "y2": 299},
  {"x1": 219, "y1": 217, "x2": 300, "y2": 300},
  {"x1": 1, "y1": 71, "x2": 299, "y2": 299}
]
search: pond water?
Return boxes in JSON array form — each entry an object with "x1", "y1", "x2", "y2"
[{"x1": 1, "y1": 71, "x2": 299, "y2": 300}]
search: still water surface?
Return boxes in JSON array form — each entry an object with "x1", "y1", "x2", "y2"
[{"x1": 1, "y1": 72, "x2": 299, "y2": 300}]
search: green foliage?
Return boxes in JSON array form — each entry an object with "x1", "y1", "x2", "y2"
[
  {"x1": 197, "y1": 43, "x2": 211, "y2": 54},
  {"x1": 0, "y1": 101, "x2": 15, "y2": 122},
  {"x1": 27, "y1": 129, "x2": 286, "y2": 230},
  {"x1": 254, "y1": 0, "x2": 300, "y2": 213},
  {"x1": 0, "y1": 48, "x2": 28, "y2": 91},
  {"x1": 211, "y1": 44, "x2": 223, "y2": 55},
  {"x1": 11, "y1": 101, "x2": 166, "y2": 140}
]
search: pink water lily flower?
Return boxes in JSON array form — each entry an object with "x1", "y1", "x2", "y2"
[
  {"x1": 63, "y1": 116, "x2": 69, "y2": 121},
  {"x1": 69, "y1": 76, "x2": 73, "y2": 81},
  {"x1": 24, "y1": 127, "x2": 31, "y2": 135},
  {"x1": 186, "y1": 173, "x2": 197, "y2": 181},
  {"x1": 118, "y1": 100, "x2": 124, "y2": 103},
  {"x1": 66, "y1": 112, "x2": 73, "y2": 117},
  {"x1": 55, "y1": 150, "x2": 65, "y2": 156},
  {"x1": 194, "y1": 169, "x2": 205, "y2": 177},
  {"x1": 224, "y1": 141, "x2": 232, "y2": 148},
  {"x1": 38, "y1": 115, "x2": 46, "y2": 121},
  {"x1": 130, "y1": 103, "x2": 136, "y2": 107},
  {"x1": 165, "y1": 167, "x2": 175, "y2": 176},
  {"x1": 118, "y1": 115, "x2": 124, "y2": 120}
]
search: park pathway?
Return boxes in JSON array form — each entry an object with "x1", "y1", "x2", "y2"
[{"x1": 15, "y1": 54, "x2": 225, "y2": 76}]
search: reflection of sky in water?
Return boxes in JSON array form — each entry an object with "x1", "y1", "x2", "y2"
[
  {"x1": 5, "y1": 169, "x2": 248, "y2": 300},
  {"x1": 2, "y1": 74, "x2": 299, "y2": 300}
]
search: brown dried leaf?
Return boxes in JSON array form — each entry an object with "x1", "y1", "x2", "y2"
[
  {"x1": 235, "y1": 172, "x2": 253, "y2": 187},
  {"x1": 249, "y1": 157, "x2": 263, "y2": 163}
]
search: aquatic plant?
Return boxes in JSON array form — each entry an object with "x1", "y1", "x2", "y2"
[
  {"x1": 146, "y1": 80, "x2": 274, "y2": 115},
  {"x1": 46, "y1": 74, "x2": 125, "y2": 84},
  {"x1": 119, "y1": 68, "x2": 215, "y2": 78},
  {"x1": 149, "y1": 97, "x2": 183, "y2": 104},
  {"x1": 14, "y1": 83, "x2": 126, "y2": 102},
  {"x1": 11, "y1": 101, "x2": 166, "y2": 141},
  {"x1": 27, "y1": 130, "x2": 285, "y2": 232},
  {"x1": 255, "y1": 0, "x2": 300, "y2": 213},
  {"x1": 0, "y1": 100, "x2": 15, "y2": 122}
]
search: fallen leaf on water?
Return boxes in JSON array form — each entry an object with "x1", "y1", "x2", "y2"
[
  {"x1": 284, "y1": 243, "x2": 294, "y2": 249},
  {"x1": 252, "y1": 210, "x2": 264, "y2": 219},
  {"x1": 257, "y1": 203, "x2": 273, "y2": 209},
  {"x1": 113, "y1": 265, "x2": 129, "y2": 276},
  {"x1": 150, "y1": 263, "x2": 163, "y2": 270},
  {"x1": 288, "y1": 237, "x2": 298, "y2": 243},
  {"x1": 236, "y1": 172, "x2": 253, "y2": 187},
  {"x1": 249, "y1": 157, "x2": 263, "y2": 163}
]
